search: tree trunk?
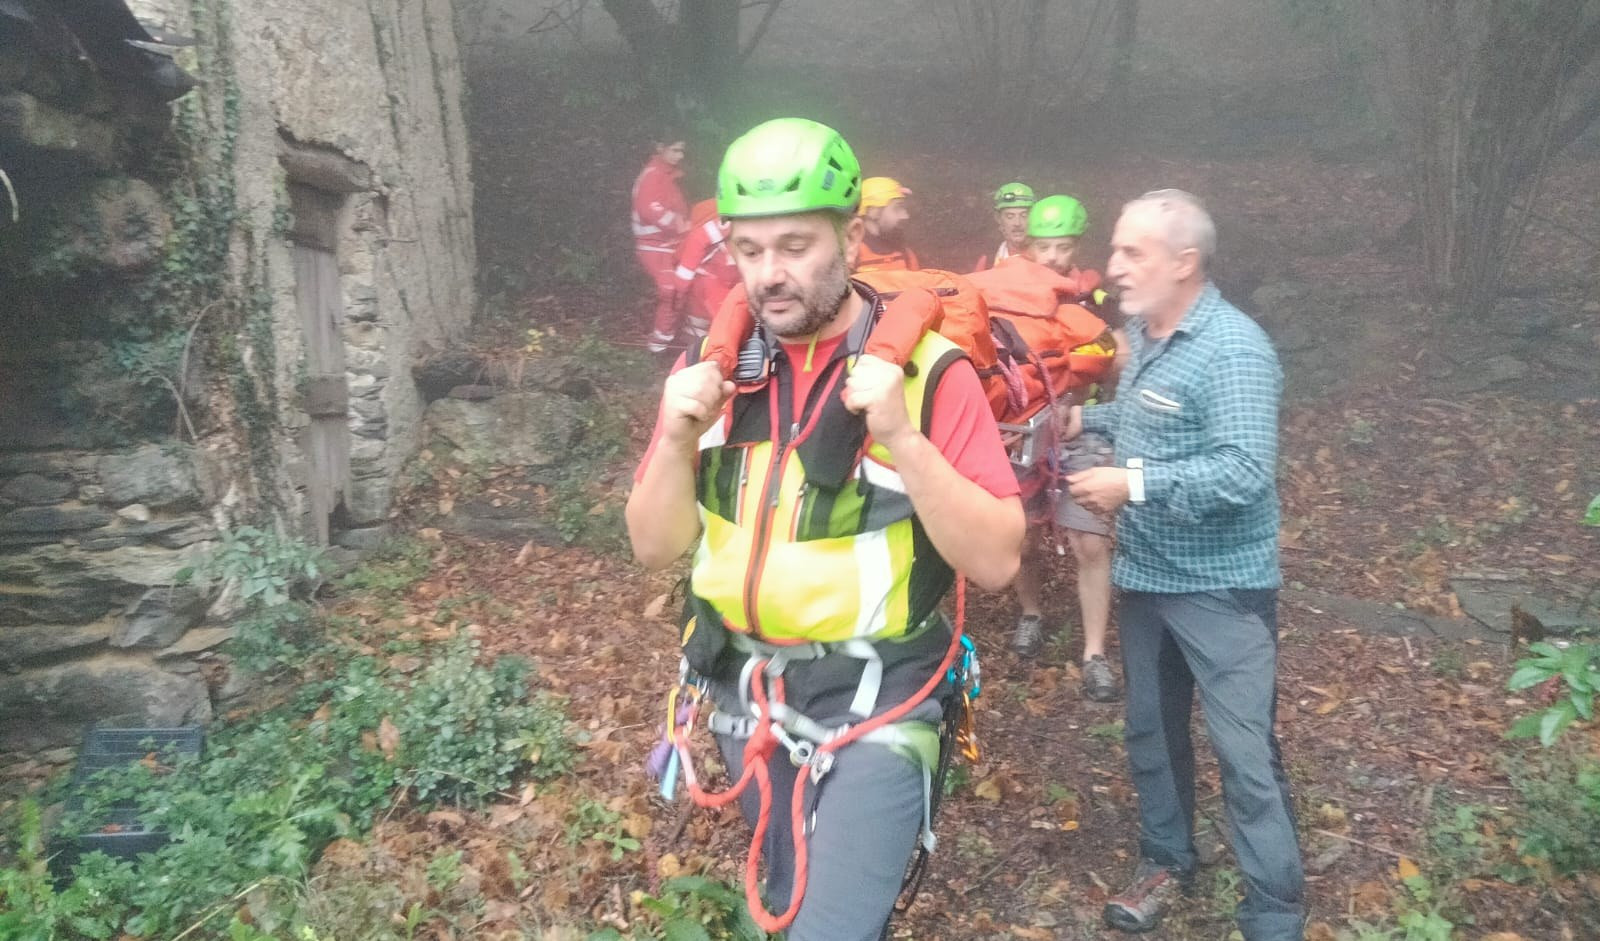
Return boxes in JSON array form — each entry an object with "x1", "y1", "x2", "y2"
[
  {"x1": 599, "y1": 0, "x2": 670, "y2": 83},
  {"x1": 1107, "y1": 0, "x2": 1138, "y2": 127},
  {"x1": 678, "y1": 0, "x2": 741, "y2": 105},
  {"x1": 1373, "y1": 0, "x2": 1599, "y2": 318}
]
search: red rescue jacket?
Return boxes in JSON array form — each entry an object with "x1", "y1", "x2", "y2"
[
  {"x1": 856, "y1": 234, "x2": 920, "y2": 273},
  {"x1": 674, "y1": 215, "x2": 741, "y2": 328},
  {"x1": 631, "y1": 156, "x2": 688, "y2": 251}
]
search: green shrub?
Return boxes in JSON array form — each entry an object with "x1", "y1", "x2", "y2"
[
  {"x1": 1507, "y1": 640, "x2": 1600, "y2": 745},
  {"x1": 0, "y1": 802, "x2": 138, "y2": 941},
  {"x1": 395, "y1": 639, "x2": 572, "y2": 805},
  {"x1": 333, "y1": 538, "x2": 433, "y2": 597},
  {"x1": 1424, "y1": 802, "x2": 1509, "y2": 883},
  {"x1": 177, "y1": 525, "x2": 326, "y2": 671},
  {"x1": 1, "y1": 638, "x2": 571, "y2": 939},
  {"x1": 1509, "y1": 742, "x2": 1600, "y2": 875}
]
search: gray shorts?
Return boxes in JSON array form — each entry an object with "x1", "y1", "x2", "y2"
[{"x1": 1027, "y1": 432, "x2": 1114, "y2": 535}]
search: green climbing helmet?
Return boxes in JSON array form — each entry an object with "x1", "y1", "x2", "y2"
[
  {"x1": 993, "y1": 181, "x2": 1036, "y2": 209},
  {"x1": 716, "y1": 118, "x2": 861, "y2": 219},
  {"x1": 1028, "y1": 194, "x2": 1088, "y2": 238}
]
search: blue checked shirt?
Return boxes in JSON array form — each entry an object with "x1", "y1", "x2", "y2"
[{"x1": 1082, "y1": 283, "x2": 1282, "y2": 593}]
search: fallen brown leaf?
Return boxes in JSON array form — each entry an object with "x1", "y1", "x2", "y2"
[
  {"x1": 1349, "y1": 879, "x2": 1390, "y2": 916},
  {"x1": 377, "y1": 716, "x2": 400, "y2": 761}
]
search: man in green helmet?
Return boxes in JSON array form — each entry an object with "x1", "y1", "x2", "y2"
[
  {"x1": 974, "y1": 181, "x2": 1035, "y2": 271},
  {"x1": 1008, "y1": 195, "x2": 1128, "y2": 706},
  {"x1": 627, "y1": 118, "x2": 1025, "y2": 941},
  {"x1": 1025, "y1": 195, "x2": 1091, "y2": 287}
]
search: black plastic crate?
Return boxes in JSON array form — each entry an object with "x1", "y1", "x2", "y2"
[{"x1": 49, "y1": 726, "x2": 204, "y2": 876}]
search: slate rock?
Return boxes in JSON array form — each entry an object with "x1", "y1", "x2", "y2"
[
  {"x1": 7, "y1": 619, "x2": 114, "y2": 665},
  {"x1": 0, "y1": 505, "x2": 113, "y2": 533},
  {"x1": 424, "y1": 391, "x2": 580, "y2": 469},
  {"x1": 110, "y1": 586, "x2": 210, "y2": 649},
  {"x1": 0, "y1": 654, "x2": 211, "y2": 751},
  {"x1": 97, "y1": 444, "x2": 203, "y2": 509},
  {"x1": 1, "y1": 473, "x2": 74, "y2": 506}
]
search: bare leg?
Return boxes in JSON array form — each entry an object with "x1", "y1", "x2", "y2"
[
  {"x1": 1011, "y1": 528, "x2": 1048, "y2": 655},
  {"x1": 1068, "y1": 529, "x2": 1113, "y2": 659},
  {"x1": 1014, "y1": 532, "x2": 1045, "y2": 618}
]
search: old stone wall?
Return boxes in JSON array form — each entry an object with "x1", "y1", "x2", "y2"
[{"x1": 0, "y1": 0, "x2": 476, "y2": 751}]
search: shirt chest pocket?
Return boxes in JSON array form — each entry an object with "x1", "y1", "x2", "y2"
[{"x1": 1134, "y1": 386, "x2": 1205, "y2": 457}]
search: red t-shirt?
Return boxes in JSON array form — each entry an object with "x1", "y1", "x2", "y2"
[{"x1": 635, "y1": 333, "x2": 1020, "y2": 501}]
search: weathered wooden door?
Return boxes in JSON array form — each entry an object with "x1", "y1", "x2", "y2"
[{"x1": 288, "y1": 183, "x2": 350, "y2": 545}]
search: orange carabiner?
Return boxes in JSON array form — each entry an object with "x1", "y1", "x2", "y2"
[{"x1": 956, "y1": 690, "x2": 981, "y2": 763}]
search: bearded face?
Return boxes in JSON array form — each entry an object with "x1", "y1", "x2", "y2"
[{"x1": 729, "y1": 213, "x2": 857, "y2": 339}]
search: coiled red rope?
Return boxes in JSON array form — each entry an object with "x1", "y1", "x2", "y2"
[{"x1": 669, "y1": 578, "x2": 968, "y2": 933}]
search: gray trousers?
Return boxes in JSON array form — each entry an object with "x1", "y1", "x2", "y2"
[
  {"x1": 715, "y1": 733, "x2": 923, "y2": 941},
  {"x1": 1118, "y1": 589, "x2": 1305, "y2": 941}
]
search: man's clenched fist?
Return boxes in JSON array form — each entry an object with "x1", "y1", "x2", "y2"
[
  {"x1": 661, "y1": 361, "x2": 734, "y2": 448},
  {"x1": 842, "y1": 354, "x2": 914, "y2": 450}
]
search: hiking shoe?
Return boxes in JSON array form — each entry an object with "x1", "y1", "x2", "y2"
[
  {"x1": 1082, "y1": 654, "x2": 1120, "y2": 702},
  {"x1": 1011, "y1": 614, "x2": 1044, "y2": 657},
  {"x1": 1104, "y1": 859, "x2": 1187, "y2": 933}
]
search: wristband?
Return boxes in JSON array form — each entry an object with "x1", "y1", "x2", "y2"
[{"x1": 1127, "y1": 458, "x2": 1146, "y2": 504}]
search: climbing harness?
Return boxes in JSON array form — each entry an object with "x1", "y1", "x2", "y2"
[{"x1": 655, "y1": 580, "x2": 979, "y2": 934}]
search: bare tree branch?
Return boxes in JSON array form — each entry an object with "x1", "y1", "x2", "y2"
[
  {"x1": 525, "y1": 0, "x2": 592, "y2": 37},
  {"x1": 738, "y1": 0, "x2": 784, "y2": 64}
]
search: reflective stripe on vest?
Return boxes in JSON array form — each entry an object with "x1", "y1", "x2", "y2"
[{"x1": 690, "y1": 328, "x2": 964, "y2": 644}]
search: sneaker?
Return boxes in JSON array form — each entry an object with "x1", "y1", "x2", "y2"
[
  {"x1": 1011, "y1": 614, "x2": 1044, "y2": 657},
  {"x1": 1082, "y1": 654, "x2": 1120, "y2": 702},
  {"x1": 1104, "y1": 859, "x2": 1186, "y2": 933}
]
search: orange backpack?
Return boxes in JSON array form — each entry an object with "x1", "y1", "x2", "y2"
[
  {"x1": 850, "y1": 268, "x2": 1012, "y2": 419},
  {"x1": 698, "y1": 264, "x2": 1110, "y2": 428},
  {"x1": 688, "y1": 198, "x2": 720, "y2": 229},
  {"x1": 965, "y1": 257, "x2": 1113, "y2": 420}
]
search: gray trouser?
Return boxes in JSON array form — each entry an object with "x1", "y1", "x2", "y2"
[
  {"x1": 715, "y1": 733, "x2": 924, "y2": 941},
  {"x1": 1118, "y1": 589, "x2": 1305, "y2": 941}
]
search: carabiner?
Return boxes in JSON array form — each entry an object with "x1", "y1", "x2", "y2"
[{"x1": 956, "y1": 689, "x2": 981, "y2": 763}]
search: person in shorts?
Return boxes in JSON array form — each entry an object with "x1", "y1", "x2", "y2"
[{"x1": 1010, "y1": 195, "x2": 1128, "y2": 704}]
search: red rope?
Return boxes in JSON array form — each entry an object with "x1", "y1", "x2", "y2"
[{"x1": 669, "y1": 578, "x2": 969, "y2": 933}]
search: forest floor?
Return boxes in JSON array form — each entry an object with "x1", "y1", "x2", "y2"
[
  {"x1": 8, "y1": 44, "x2": 1600, "y2": 941},
  {"x1": 277, "y1": 48, "x2": 1600, "y2": 940}
]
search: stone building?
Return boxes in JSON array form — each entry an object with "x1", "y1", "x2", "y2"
[{"x1": 0, "y1": 0, "x2": 475, "y2": 750}]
